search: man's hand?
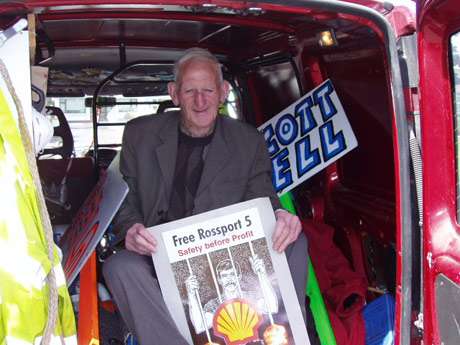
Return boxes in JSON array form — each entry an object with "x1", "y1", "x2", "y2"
[
  {"x1": 249, "y1": 254, "x2": 266, "y2": 275},
  {"x1": 185, "y1": 275, "x2": 199, "y2": 295},
  {"x1": 125, "y1": 223, "x2": 157, "y2": 255},
  {"x1": 272, "y1": 209, "x2": 302, "y2": 253}
]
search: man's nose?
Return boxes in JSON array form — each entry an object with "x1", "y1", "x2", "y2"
[{"x1": 194, "y1": 91, "x2": 206, "y2": 108}]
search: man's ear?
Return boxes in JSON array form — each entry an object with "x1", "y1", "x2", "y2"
[
  {"x1": 168, "y1": 82, "x2": 180, "y2": 106},
  {"x1": 219, "y1": 80, "x2": 230, "y2": 103}
]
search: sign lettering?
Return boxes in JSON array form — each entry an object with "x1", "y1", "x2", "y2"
[{"x1": 258, "y1": 79, "x2": 358, "y2": 194}]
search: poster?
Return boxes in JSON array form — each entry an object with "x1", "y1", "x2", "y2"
[
  {"x1": 258, "y1": 79, "x2": 358, "y2": 195},
  {"x1": 59, "y1": 153, "x2": 128, "y2": 285},
  {"x1": 151, "y1": 197, "x2": 310, "y2": 345}
]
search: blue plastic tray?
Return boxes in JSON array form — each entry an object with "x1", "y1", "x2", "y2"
[{"x1": 363, "y1": 294, "x2": 395, "y2": 345}]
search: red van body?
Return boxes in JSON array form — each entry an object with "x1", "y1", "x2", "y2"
[{"x1": 0, "y1": 1, "x2": 459, "y2": 344}]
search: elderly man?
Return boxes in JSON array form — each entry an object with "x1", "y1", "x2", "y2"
[{"x1": 103, "y1": 48, "x2": 308, "y2": 345}]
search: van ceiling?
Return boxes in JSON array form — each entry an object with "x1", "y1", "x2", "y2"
[{"x1": 28, "y1": 5, "x2": 380, "y2": 96}]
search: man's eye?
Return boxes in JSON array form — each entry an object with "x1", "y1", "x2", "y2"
[{"x1": 204, "y1": 89, "x2": 214, "y2": 93}]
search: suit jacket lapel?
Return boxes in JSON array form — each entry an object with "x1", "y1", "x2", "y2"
[
  {"x1": 196, "y1": 116, "x2": 230, "y2": 197},
  {"x1": 155, "y1": 112, "x2": 179, "y2": 200}
]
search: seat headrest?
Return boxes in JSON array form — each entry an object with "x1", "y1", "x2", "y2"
[{"x1": 39, "y1": 106, "x2": 74, "y2": 159}]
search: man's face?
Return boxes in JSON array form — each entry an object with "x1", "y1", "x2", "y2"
[
  {"x1": 218, "y1": 268, "x2": 239, "y2": 292},
  {"x1": 168, "y1": 59, "x2": 229, "y2": 136}
]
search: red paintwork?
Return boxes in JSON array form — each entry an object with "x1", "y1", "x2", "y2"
[
  {"x1": 17, "y1": 0, "x2": 398, "y2": 15},
  {"x1": 0, "y1": 0, "x2": 422, "y2": 344},
  {"x1": 0, "y1": 0, "x2": 414, "y2": 39},
  {"x1": 386, "y1": 2, "x2": 416, "y2": 37},
  {"x1": 21, "y1": 0, "x2": 385, "y2": 10},
  {"x1": 0, "y1": 4, "x2": 24, "y2": 16},
  {"x1": 246, "y1": 14, "x2": 403, "y2": 344},
  {"x1": 418, "y1": 0, "x2": 460, "y2": 344}
]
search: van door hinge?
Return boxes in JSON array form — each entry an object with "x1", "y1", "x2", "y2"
[
  {"x1": 398, "y1": 34, "x2": 422, "y2": 147},
  {"x1": 397, "y1": 34, "x2": 419, "y2": 89},
  {"x1": 414, "y1": 312, "x2": 424, "y2": 337}
]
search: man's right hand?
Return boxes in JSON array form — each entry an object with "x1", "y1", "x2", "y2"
[{"x1": 125, "y1": 223, "x2": 157, "y2": 255}]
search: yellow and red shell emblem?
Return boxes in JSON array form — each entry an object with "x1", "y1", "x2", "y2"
[{"x1": 212, "y1": 298, "x2": 263, "y2": 345}]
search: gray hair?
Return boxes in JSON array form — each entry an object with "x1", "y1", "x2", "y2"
[{"x1": 173, "y1": 47, "x2": 223, "y2": 85}]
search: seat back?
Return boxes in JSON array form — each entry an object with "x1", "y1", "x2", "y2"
[
  {"x1": 38, "y1": 157, "x2": 97, "y2": 224},
  {"x1": 39, "y1": 106, "x2": 74, "y2": 159},
  {"x1": 157, "y1": 100, "x2": 178, "y2": 114}
]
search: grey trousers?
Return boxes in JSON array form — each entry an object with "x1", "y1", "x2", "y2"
[{"x1": 103, "y1": 232, "x2": 308, "y2": 345}]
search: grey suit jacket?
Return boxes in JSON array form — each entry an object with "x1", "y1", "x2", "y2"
[{"x1": 113, "y1": 110, "x2": 280, "y2": 241}]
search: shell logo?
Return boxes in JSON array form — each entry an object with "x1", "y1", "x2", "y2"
[{"x1": 213, "y1": 298, "x2": 263, "y2": 345}]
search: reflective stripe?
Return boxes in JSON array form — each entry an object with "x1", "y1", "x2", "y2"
[
  {"x1": 33, "y1": 335, "x2": 78, "y2": 345},
  {"x1": 54, "y1": 263, "x2": 67, "y2": 289},
  {"x1": 5, "y1": 335, "x2": 32, "y2": 345},
  {"x1": 4, "y1": 334, "x2": 78, "y2": 345},
  {"x1": 0, "y1": 242, "x2": 47, "y2": 290}
]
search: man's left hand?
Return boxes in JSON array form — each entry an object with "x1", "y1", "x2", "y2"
[{"x1": 272, "y1": 209, "x2": 302, "y2": 253}]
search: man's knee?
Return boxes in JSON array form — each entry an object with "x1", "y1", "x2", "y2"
[
  {"x1": 296, "y1": 231, "x2": 308, "y2": 250},
  {"x1": 285, "y1": 232, "x2": 309, "y2": 289},
  {"x1": 286, "y1": 231, "x2": 308, "y2": 259},
  {"x1": 103, "y1": 250, "x2": 154, "y2": 285}
]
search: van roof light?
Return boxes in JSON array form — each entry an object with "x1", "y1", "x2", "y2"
[
  {"x1": 247, "y1": 7, "x2": 265, "y2": 15},
  {"x1": 318, "y1": 29, "x2": 338, "y2": 48}
]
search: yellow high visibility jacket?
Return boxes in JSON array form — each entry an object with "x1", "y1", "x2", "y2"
[{"x1": 0, "y1": 85, "x2": 77, "y2": 345}]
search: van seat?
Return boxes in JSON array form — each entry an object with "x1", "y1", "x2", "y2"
[
  {"x1": 39, "y1": 106, "x2": 74, "y2": 159},
  {"x1": 38, "y1": 156, "x2": 97, "y2": 225}
]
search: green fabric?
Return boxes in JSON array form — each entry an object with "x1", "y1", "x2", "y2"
[
  {"x1": 279, "y1": 192, "x2": 337, "y2": 345},
  {"x1": 0, "y1": 89, "x2": 76, "y2": 344}
]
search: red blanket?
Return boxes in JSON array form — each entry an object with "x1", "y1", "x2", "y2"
[{"x1": 302, "y1": 219, "x2": 367, "y2": 345}]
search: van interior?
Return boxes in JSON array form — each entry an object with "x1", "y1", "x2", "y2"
[{"x1": 1, "y1": 1, "x2": 418, "y2": 344}]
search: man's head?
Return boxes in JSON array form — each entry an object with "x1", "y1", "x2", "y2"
[
  {"x1": 168, "y1": 48, "x2": 230, "y2": 137},
  {"x1": 216, "y1": 260, "x2": 241, "y2": 294}
]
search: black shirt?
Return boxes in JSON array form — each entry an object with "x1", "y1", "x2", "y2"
[{"x1": 167, "y1": 128, "x2": 214, "y2": 221}]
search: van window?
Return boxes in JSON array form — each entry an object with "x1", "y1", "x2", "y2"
[
  {"x1": 451, "y1": 31, "x2": 460, "y2": 220},
  {"x1": 223, "y1": 87, "x2": 240, "y2": 119},
  {"x1": 46, "y1": 95, "x2": 173, "y2": 157},
  {"x1": 96, "y1": 95, "x2": 172, "y2": 149},
  {"x1": 45, "y1": 88, "x2": 240, "y2": 158},
  {"x1": 46, "y1": 96, "x2": 92, "y2": 157}
]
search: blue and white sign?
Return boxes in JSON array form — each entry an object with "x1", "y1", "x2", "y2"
[{"x1": 258, "y1": 79, "x2": 358, "y2": 195}]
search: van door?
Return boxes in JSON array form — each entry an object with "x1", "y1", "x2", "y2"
[{"x1": 418, "y1": 0, "x2": 460, "y2": 344}]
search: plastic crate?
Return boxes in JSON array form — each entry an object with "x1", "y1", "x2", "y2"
[{"x1": 363, "y1": 294, "x2": 395, "y2": 345}]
